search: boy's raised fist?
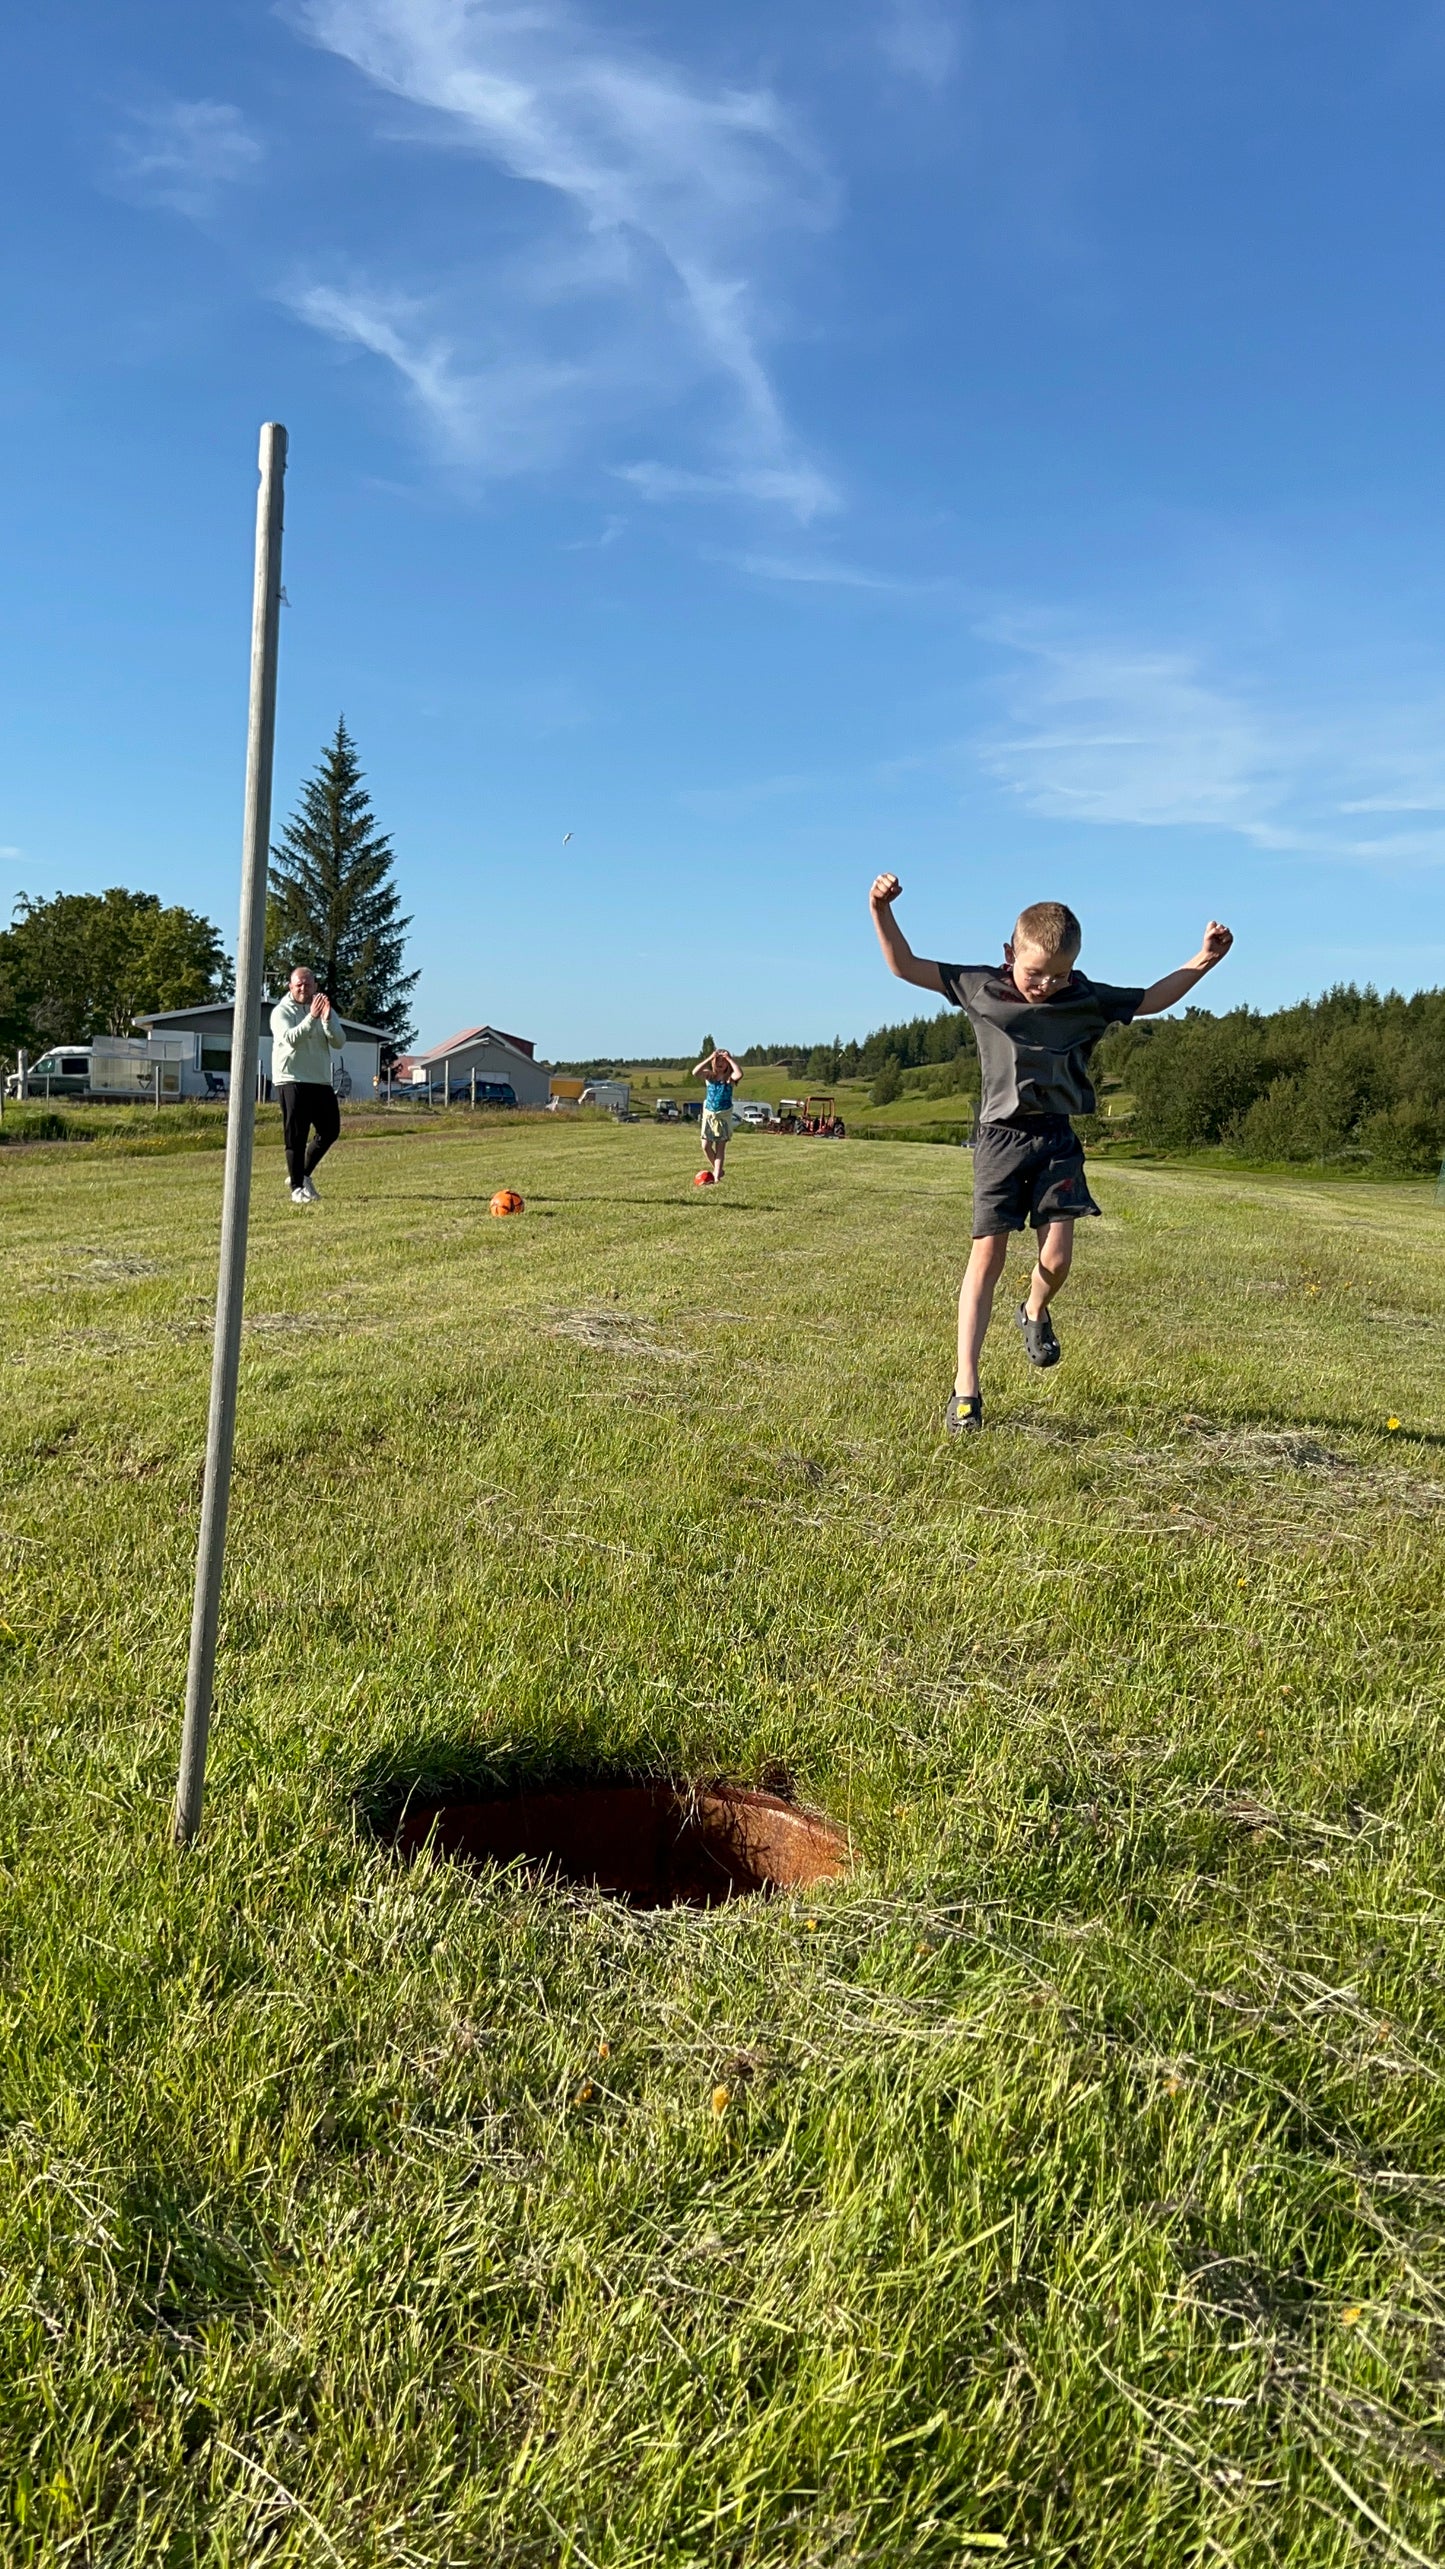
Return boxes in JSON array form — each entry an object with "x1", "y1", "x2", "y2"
[
  {"x1": 870, "y1": 872, "x2": 903, "y2": 909},
  {"x1": 1198, "y1": 921, "x2": 1233, "y2": 966}
]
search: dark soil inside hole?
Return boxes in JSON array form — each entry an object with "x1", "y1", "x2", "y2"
[{"x1": 392, "y1": 1782, "x2": 850, "y2": 1908}]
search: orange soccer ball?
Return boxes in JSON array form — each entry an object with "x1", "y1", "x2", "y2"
[
  {"x1": 490, "y1": 1188, "x2": 525, "y2": 1217},
  {"x1": 693, "y1": 1169, "x2": 715, "y2": 1187}
]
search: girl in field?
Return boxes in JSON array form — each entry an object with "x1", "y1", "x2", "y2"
[{"x1": 693, "y1": 1046, "x2": 742, "y2": 1185}]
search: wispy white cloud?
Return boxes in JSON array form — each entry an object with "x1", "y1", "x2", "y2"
[
  {"x1": 616, "y1": 463, "x2": 839, "y2": 521},
  {"x1": 560, "y1": 512, "x2": 626, "y2": 552},
  {"x1": 877, "y1": 0, "x2": 966, "y2": 87},
  {"x1": 718, "y1": 549, "x2": 945, "y2": 592},
  {"x1": 113, "y1": 98, "x2": 264, "y2": 217},
  {"x1": 0, "y1": 845, "x2": 24, "y2": 860},
  {"x1": 980, "y1": 621, "x2": 1445, "y2": 868},
  {"x1": 290, "y1": 0, "x2": 835, "y2": 512},
  {"x1": 982, "y1": 629, "x2": 1283, "y2": 835},
  {"x1": 286, "y1": 281, "x2": 583, "y2": 469}
]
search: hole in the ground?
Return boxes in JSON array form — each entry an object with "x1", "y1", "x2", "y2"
[{"x1": 391, "y1": 1782, "x2": 850, "y2": 1907}]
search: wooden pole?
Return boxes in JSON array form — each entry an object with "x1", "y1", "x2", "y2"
[{"x1": 174, "y1": 424, "x2": 288, "y2": 1846}]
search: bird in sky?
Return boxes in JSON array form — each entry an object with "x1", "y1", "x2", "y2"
[{"x1": 562, "y1": 831, "x2": 572, "y2": 844}]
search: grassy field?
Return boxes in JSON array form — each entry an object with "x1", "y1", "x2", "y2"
[
  {"x1": 599, "y1": 1062, "x2": 1134, "y2": 1142},
  {"x1": 3, "y1": 1117, "x2": 1445, "y2": 2566},
  {"x1": 607, "y1": 1060, "x2": 950, "y2": 1132}
]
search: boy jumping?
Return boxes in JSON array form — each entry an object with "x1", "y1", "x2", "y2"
[
  {"x1": 692, "y1": 1046, "x2": 742, "y2": 1184},
  {"x1": 868, "y1": 875, "x2": 1233, "y2": 1432}
]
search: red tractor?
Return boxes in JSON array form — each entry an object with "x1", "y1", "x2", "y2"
[{"x1": 777, "y1": 1094, "x2": 846, "y2": 1137}]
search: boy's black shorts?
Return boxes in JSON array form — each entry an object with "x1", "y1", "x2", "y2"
[{"x1": 970, "y1": 1116, "x2": 1101, "y2": 1237}]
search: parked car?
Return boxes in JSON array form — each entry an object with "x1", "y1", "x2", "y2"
[
  {"x1": 444, "y1": 1077, "x2": 516, "y2": 1106},
  {"x1": 654, "y1": 1097, "x2": 680, "y2": 1121},
  {"x1": 6, "y1": 1048, "x2": 93, "y2": 1099},
  {"x1": 734, "y1": 1101, "x2": 773, "y2": 1128}
]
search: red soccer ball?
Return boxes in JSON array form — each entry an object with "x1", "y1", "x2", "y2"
[{"x1": 490, "y1": 1188, "x2": 525, "y2": 1217}]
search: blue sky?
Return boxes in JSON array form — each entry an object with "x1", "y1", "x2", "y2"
[{"x1": 6, "y1": 1, "x2": 1445, "y2": 1056}]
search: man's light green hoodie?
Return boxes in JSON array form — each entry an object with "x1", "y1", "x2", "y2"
[{"x1": 269, "y1": 997, "x2": 346, "y2": 1085}]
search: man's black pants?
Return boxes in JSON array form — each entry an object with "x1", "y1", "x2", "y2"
[{"x1": 279, "y1": 1081, "x2": 341, "y2": 1190}]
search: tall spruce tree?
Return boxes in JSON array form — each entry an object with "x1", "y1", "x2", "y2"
[{"x1": 267, "y1": 720, "x2": 418, "y2": 1055}]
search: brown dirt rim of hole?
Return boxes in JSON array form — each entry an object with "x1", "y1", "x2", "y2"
[{"x1": 392, "y1": 1782, "x2": 851, "y2": 1907}]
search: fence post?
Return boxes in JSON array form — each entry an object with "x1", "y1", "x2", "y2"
[{"x1": 174, "y1": 423, "x2": 288, "y2": 1847}]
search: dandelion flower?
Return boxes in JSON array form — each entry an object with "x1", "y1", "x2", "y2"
[
  {"x1": 1340, "y1": 2305, "x2": 1362, "y2": 2327},
  {"x1": 1163, "y1": 2077, "x2": 1183, "y2": 2097},
  {"x1": 597, "y1": 2040, "x2": 610, "y2": 2060},
  {"x1": 573, "y1": 2081, "x2": 595, "y2": 2104},
  {"x1": 711, "y1": 2085, "x2": 731, "y2": 2116},
  {"x1": 1387, "y1": 1417, "x2": 1401, "y2": 1432}
]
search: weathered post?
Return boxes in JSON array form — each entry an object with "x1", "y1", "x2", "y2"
[{"x1": 174, "y1": 424, "x2": 288, "y2": 1846}]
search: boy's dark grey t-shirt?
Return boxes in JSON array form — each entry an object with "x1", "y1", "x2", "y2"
[{"x1": 938, "y1": 964, "x2": 1145, "y2": 1123}]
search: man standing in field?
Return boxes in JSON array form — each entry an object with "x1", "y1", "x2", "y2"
[
  {"x1": 270, "y1": 965, "x2": 346, "y2": 1205},
  {"x1": 692, "y1": 1045, "x2": 742, "y2": 1185},
  {"x1": 869, "y1": 874, "x2": 1233, "y2": 1431}
]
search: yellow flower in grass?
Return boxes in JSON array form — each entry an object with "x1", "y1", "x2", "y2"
[
  {"x1": 1339, "y1": 2305, "x2": 1362, "y2": 2328},
  {"x1": 1386, "y1": 1417, "x2": 1401, "y2": 1433},
  {"x1": 711, "y1": 2085, "x2": 731, "y2": 2116}
]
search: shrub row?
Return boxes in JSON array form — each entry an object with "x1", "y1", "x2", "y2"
[{"x1": 1096, "y1": 986, "x2": 1445, "y2": 1171}]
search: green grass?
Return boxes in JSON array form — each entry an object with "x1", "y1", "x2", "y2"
[
  {"x1": 0, "y1": 1099, "x2": 546, "y2": 1160},
  {"x1": 3, "y1": 1120, "x2": 1445, "y2": 2566},
  {"x1": 615, "y1": 1063, "x2": 980, "y2": 1145}
]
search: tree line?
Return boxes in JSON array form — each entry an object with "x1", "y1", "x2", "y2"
[
  {"x1": 721, "y1": 983, "x2": 1445, "y2": 1162},
  {"x1": 1095, "y1": 984, "x2": 1445, "y2": 1171},
  {"x1": 558, "y1": 1011, "x2": 982, "y2": 1096},
  {"x1": 572, "y1": 981, "x2": 1445, "y2": 1165},
  {"x1": 0, "y1": 723, "x2": 416, "y2": 1063}
]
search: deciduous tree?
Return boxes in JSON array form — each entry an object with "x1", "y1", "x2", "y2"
[{"x1": 0, "y1": 888, "x2": 230, "y2": 1053}]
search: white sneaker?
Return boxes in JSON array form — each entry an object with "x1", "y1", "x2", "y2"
[
  {"x1": 290, "y1": 1185, "x2": 309, "y2": 1205},
  {"x1": 303, "y1": 1176, "x2": 321, "y2": 1202}
]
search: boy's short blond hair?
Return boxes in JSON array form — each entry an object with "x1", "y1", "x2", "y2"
[{"x1": 1013, "y1": 900, "x2": 1081, "y2": 957}]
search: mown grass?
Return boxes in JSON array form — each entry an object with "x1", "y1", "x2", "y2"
[
  {"x1": 0, "y1": 1100, "x2": 548, "y2": 1161},
  {"x1": 2, "y1": 1121, "x2": 1444, "y2": 2566}
]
